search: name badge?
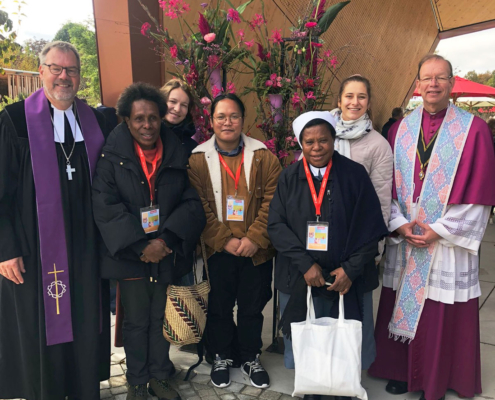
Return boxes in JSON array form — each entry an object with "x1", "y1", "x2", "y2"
[
  {"x1": 226, "y1": 196, "x2": 245, "y2": 221},
  {"x1": 306, "y1": 222, "x2": 329, "y2": 251},
  {"x1": 140, "y1": 205, "x2": 160, "y2": 233}
]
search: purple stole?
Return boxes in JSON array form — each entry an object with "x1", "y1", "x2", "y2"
[
  {"x1": 389, "y1": 104, "x2": 473, "y2": 342},
  {"x1": 24, "y1": 88, "x2": 104, "y2": 346}
]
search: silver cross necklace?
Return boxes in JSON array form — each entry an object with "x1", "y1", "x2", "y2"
[{"x1": 51, "y1": 103, "x2": 78, "y2": 180}]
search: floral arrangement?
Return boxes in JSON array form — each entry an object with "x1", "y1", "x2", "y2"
[
  {"x1": 139, "y1": 0, "x2": 254, "y2": 142},
  {"x1": 241, "y1": 0, "x2": 350, "y2": 165}
]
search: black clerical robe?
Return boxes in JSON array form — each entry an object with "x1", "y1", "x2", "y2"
[{"x1": 0, "y1": 100, "x2": 111, "y2": 400}]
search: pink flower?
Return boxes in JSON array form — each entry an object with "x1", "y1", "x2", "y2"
[
  {"x1": 227, "y1": 9, "x2": 241, "y2": 23},
  {"x1": 249, "y1": 13, "x2": 265, "y2": 30},
  {"x1": 312, "y1": 0, "x2": 326, "y2": 20},
  {"x1": 212, "y1": 86, "x2": 223, "y2": 98},
  {"x1": 141, "y1": 22, "x2": 151, "y2": 37},
  {"x1": 270, "y1": 73, "x2": 277, "y2": 81},
  {"x1": 316, "y1": 58, "x2": 324, "y2": 65},
  {"x1": 200, "y1": 97, "x2": 211, "y2": 106},
  {"x1": 237, "y1": 29, "x2": 245, "y2": 40},
  {"x1": 311, "y1": 42, "x2": 322, "y2": 47},
  {"x1": 204, "y1": 33, "x2": 216, "y2": 43},
  {"x1": 227, "y1": 82, "x2": 236, "y2": 94},
  {"x1": 244, "y1": 39, "x2": 254, "y2": 48},
  {"x1": 200, "y1": 2, "x2": 208, "y2": 8},
  {"x1": 330, "y1": 56, "x2": 338, "y2": 68},
  {"x1": 305, "y1": 22, "x2": 317, "y2": 29},
  {"x1": 159, "y1": 0, "x2": 191, "y2": 19},
  {"x1": 265, "y1": 80, "x2": 273, "y2": 87},
  {"x1": 306, "y1": 91, "x2": 316, "y2": 100},
  {"x1": 324, "y1": 49, "x2": 332, "y2": 58},
  {"x1": 278, "y1": 149, "x2": 289, "y2": 159},
  {"x1": 270, "y1": 29, "x2": 283, "y2": 44},
  {"x1": 207, "y1": 54, "x2": 221, "y2": 68},
  {"x1": 169, "y1": 44, "x2": 178, "y2": 58},
  {"x1": 291, "y1": 93, "x2": 302, "y2": 109},
  {"x1": 198, "y1": 12, "x2": 211, "y2": 36}
]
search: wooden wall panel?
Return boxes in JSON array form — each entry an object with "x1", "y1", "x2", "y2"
[{"x1": 433, "y1": 0, "x2": 495, "y2": 31}]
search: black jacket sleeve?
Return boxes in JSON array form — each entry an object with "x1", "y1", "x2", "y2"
[
  {"x1": 268, "y1": 171, "x2": 315, "y2": 275},
  {"x1": 92, "y1": 158, "x2": 150, "y2": 259},
  {"x1": 341, "y1": 240, "x2": 379, "y2": 282},
  {"x1": 0, "y1": 110, "x2": 27, "y2": 262},
  {"x1": 157, "y1": 170, "x2": 206, "y2": 257}
]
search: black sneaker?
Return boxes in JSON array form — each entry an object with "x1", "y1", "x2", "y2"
[
  {"x1": 126, "y1": 383, "x2": 147, "y2": 400},
  {"x1": 148, "y1": 378, "x2": 181, "y2": 400},
  {"x1": 210, "y1": 354, "x2": 232, "y2": 388},
  {"x1": 242, "y1": 354, "x2": 270, "y2": 388}
]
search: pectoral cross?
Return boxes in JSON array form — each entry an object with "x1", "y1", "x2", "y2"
[
  {"x1": 48, "y1": 263, "x2": 64, "y2": 315},
  {"x1": 66, "y1": 163, "x2": 75, "y2": 180}
]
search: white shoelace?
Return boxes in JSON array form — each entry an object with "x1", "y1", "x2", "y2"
[
  {"x1": 213, "y1": 356, "x2": 233, "y2": 372},
  {"x1": 245, "y1": 357, "x2": 265, "y2": 375}
]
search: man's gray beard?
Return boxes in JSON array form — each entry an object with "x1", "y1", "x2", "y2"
[{"x1": 44, "y1": 86, "x2": 77, "y2": 103}]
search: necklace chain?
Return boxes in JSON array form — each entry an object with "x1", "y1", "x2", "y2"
[{"x1": 50, "y1": 102, "x2": 78, "y2": 165}]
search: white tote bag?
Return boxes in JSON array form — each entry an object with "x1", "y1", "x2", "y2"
[{"x1": 291, "y1": 287, "x2": 368, "y2": 400}]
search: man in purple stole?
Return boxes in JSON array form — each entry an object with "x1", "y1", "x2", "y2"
[
  {"x1": 0, "y1": 41, "x2": 110, "y2": 400},
  {"x1": 368, "y1": 55, "x2": 495, "y2": 400}
]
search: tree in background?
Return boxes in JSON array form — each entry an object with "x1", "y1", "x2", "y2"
[
  {"x1": 54, "y1": 21, "x2": 100, "y2": 106},
  {"x1": 0, "y1": 10, "x2": 16, "y2": 74},
  {"x1": 0, "y1": 37, "x2": 48, "y2": 72},
  {"x1": 464, "y1": 70, "x2": 495, "y2": 88}
]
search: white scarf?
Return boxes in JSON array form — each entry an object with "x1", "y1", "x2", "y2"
[{"x1": 329, "y1": 108, "x2": 372, "y2": 159}]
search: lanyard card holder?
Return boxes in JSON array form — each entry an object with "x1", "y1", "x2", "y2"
[
  {"x1": 306, "y1": 221, "x2": 329, "y2": 251},
  {"x1": 226, "y1": 196, "x2": 245, "y2": 221},
  {"x1": 141, "y1": 205, "x2": 160, "y2": 233}
]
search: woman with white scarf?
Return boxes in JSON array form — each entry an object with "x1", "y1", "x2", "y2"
[{"x1": 329, "y1": 74, "x2": 393, "y2": 370}]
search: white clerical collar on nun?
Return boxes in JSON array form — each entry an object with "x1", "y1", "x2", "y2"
[
  {"x1": 51, "y1": 104, "x2": 84, "y2": 143},
  {"x1": 309, "y1": 164, "x2": 327, "y2": 178}
]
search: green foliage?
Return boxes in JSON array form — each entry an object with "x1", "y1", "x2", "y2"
[
  {"x1": 53, "y1": 21, "x2": 101, "y2": 106},
  {"x1": 464, "y1": 70, "x2": 495, "y2": 88},
  {"x1": 0, "y1": 94, "x2": 25, "y2": 111},
  {"x1": 0, "y1": 10, "x2": 17, "y2": 74},
  {"x1": 317, "y1": 1, "x2": 350, "y2": 34}
]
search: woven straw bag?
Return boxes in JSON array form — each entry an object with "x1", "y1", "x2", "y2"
[{"x1": 163, "y1": 237, "x2": 210, "y2": 345}]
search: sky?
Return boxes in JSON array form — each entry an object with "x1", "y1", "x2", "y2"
[{"x1": 4, "y1": 0, "x2": 495, "y2": 75}]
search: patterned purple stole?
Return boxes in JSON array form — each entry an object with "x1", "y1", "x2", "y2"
[
  {"x1": 389, "y1": 104, "x2": 473, "y2": 341},
  {"x1": 24, "y1": 88, "x2": 104, "y2": 346}
]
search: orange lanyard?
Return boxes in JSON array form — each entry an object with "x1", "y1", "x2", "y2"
[
  {"x1": 218, "y1": 149, "x2": 244, "y2": 196},
  {"x1": 303, "y1": 157, "x2": 333, "y2": 220},
  {"x1": 135, "y1": 145, "x2": 160, "y2": 204}
]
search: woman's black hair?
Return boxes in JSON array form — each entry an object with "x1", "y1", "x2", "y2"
[
  {"x1": 116, "y1": 82, "x2": 168, "y2": 118},
  {"x1": 301, "y1": 118, "x2": 336, "y2": 140},
  {"x1": 210, "y1": 93, "x2": 246, "y2": 118}
]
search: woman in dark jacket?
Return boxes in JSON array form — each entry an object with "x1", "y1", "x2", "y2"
[
  {"x1": 92, "y1": 83, "x2": 206, "y2": 400},
  {"x1": 161, "y1": 79, "x2": 198, "y2": 157},
  {"x1": 267, "y1": 111, "x2": 388, "y2": 400}
]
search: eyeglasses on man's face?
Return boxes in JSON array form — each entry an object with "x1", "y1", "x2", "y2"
[
  {"x1": 43, "y1": 63, "x2": 80, "y2": 77},
  {"x1": 212, "y1": 115, "x2": 242, "y2": 124},
  {"x1": 418, "y1": 76, "x2": 452, "y2": 84}
]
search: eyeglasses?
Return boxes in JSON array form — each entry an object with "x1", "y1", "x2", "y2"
[
  {"x1": 418, "y1": 76, "x2": 452, "y2": 84},
  {"x1": 43, "y1": 63, "x2": 80, "y2": 77},
  {"x1": 213, "y1": 115, "x2": 242, "y2": 124}
]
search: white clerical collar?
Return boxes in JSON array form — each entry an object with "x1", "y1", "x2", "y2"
[
  {"x1": 309, "y1": 164, "x2": 327, "y2": 178},
  {"x1": 51, "y1": 104, "x2": 84, "y2": 143}
]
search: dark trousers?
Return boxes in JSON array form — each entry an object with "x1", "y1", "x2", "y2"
[
  {"x1": 119, "y1": 279, "x2": 174, "y2": 385},
  {"x1": 205, "y1": 252, "x2": 273, "y2": 362}
]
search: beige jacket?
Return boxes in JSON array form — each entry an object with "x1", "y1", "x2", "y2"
[{"x1": 347, "y1": 129, "x2": 393, "y2": 227}]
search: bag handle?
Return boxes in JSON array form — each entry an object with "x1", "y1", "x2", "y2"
[
  {"x1": 197, "y1": 235, "x2": 210, "y2": 283},
  {"x1": 338, "y1": 294, "x2": 345, "y2": 325},
  {"x1": 305, "y1": 286, "x2": 316, "y2": 323}
]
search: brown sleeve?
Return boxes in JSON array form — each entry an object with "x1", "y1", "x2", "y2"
[
  {"x1": 246, "y1": 151, "x2": 282, "y2": 249},
  {"x1": 188, "y1": 154, "x2": 233, "y2": 252}
]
